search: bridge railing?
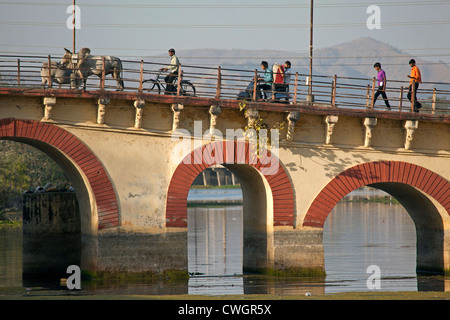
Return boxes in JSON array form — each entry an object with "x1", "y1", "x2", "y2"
[{"x1": 0, "y1": 54, "x2": 449, "y2": 115}]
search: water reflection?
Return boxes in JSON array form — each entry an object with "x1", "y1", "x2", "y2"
[
  {"x1": 323, "y1": 201, "x2": 417, "y2": 293},
  {"x1": 1, "y1": 193, "x2": 449, "y2": 297},
  {"x1": 187, "y1": 206, "x2": 244, "y2": 295},
  {"x1": 188, "y1": 207, "x2": 242, "y2": 277},
  {"x1": 0, "y1": 226, "x2": 22, "y2": 288}
]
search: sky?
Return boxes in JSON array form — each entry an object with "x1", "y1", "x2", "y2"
[{"x1": 0, "y1": 0, "x2": 449, "y2": 64}]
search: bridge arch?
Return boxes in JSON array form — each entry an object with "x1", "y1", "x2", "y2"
[
  {"x1": 166, "y1": 140, "x2": 295, "y2": 272},
  {"x1": 0, "y1": 118, "x2": 119, "y2": 230},
  {"x1": 165, "y1": 140, "x2": 295, "y2": 228},
  {"x1": 304, "y1": 160, "x2": 450, "y2": 274}
]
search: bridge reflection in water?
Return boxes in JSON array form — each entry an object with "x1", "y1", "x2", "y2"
[
  {"x1": 0, "y1": 195, "x2": 448, "y2": 296},
  {"x1": 185, "y1": 188, "x2": 448, "y2": 295}
]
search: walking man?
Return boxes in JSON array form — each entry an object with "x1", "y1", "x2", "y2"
[
  {"x1": 160, "y1": 48, "x2": 180, "y2": 93},
  {"x1": 373, "y1": 62, "x2": 391, "y2": 110},
  {"x1": 407, "y1": 59, "x2": 422, "y2": 112}
]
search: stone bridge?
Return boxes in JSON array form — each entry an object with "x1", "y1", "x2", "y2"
[{"x1": 0, "y1": 56, "x2": 449, "y2": 277}]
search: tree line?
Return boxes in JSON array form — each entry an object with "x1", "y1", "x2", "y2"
[{"x1": 0, "y1": 140, "x2": 69, "y2": 214}]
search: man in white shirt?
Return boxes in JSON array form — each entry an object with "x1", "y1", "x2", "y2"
[{"x1": 160, "y1": 48, "x2": 180, "y2": 93}]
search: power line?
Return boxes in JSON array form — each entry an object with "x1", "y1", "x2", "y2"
[
  {"x1": 0, "y1": 1, "x2": 448, "y2": 8},
  {"x1": 1, "y1": 20, "x2": 450, "y2": 29},
  {"x1": 0, "y1": 49, "x2": 448, "y2": 66},
  {"x1": 0, "y1": 44, "x2": 449, "y2": 60},
  {"x1": 3, "y1": 43, "x2": 449, "y2": 54}
]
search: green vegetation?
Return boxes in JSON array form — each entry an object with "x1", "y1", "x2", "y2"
[
  {"x1": 244, "y1": 267, "x2": 326, "y2": 278},
  {"x1": 81, "y1": 269, "x2": 189, "y2": 283},
  {"x1": 343, "y1": 195, "x2": 400, "y2": 205},
  {"x1": 0, "y1": 140, "x2": 69, "y2": 218},
  {"x1": 0, "y1": 219, "x2": 21, "y2": 227},
  {"x1": 190, "y1": 184, "x2": 241, "y2": 189},
  {"x1": 239, "y1": 101, "x2": 286, "y2": 155}
]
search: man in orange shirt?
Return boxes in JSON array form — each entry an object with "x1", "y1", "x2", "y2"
[{"x1": 407, "y1": 59, "x2": 422, "y2": 112}]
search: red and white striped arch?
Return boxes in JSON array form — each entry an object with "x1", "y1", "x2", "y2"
[
  {"x1": 303, "y1": 161, "x2": 450, "y2": 228},
  {"x1": 165, "y1": 140, "x2": 295, "y2": 228},
  {"x1": 0, "y1": 118, "x2": 119, "y2": 229}
]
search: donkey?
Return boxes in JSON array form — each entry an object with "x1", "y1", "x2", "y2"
[
  {"x1": 62, "y1": 48, "x2": 125, "y2": 91},
  {"x1": 40, "y1": 61, "x2": 81, "y2": 89}
]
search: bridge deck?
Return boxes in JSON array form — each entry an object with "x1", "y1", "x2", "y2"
[
  {"x1": 1, "y1": 87, "x2": 449, "y2": 124},
  {"x1": 0, "y1": 54, "x2": 449, "y2": 123}
]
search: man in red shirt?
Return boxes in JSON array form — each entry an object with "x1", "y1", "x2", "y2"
[{"x1": 407, "y1": 59, "x2": 422, "y2": 112}]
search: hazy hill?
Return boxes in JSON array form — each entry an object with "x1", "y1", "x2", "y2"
[
  {"x1": 159, "y1": 37, "x2": 450, "y2": 86},
  {"x1": 313, "y1": 37, "x2": 450, "y2": 85}
]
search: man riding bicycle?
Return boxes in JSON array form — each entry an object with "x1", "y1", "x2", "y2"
[{"x1": 160, "y1": 48, "x2": 180, "y2": 93}]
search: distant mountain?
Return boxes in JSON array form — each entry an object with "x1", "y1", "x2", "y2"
[
  {"x1": 313, "y1": 37, "x2": 450, "y2": 85},
  {"x1": 162, "y1": 37, "x2": 450, "y2": 87}
]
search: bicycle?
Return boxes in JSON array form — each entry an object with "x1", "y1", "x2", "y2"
[{"x1": 143, "y1": 72, "x2": 196, "y2": 96}]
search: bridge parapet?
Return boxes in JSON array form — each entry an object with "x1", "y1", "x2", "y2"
[{"x1": 1, "y1": 53, "x2": 449, "y2": 117}]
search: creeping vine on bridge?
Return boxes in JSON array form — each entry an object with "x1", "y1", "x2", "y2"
[{"x1": 239, "y1": 100, "x2": 286, "y2": 158}]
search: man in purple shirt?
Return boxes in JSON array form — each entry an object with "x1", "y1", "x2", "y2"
[{"x1": 373, "y1": 62, "x2": 391, "y2": 110}]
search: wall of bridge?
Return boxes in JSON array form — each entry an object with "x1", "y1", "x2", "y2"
[{"x1": 0, "y1": 93, "x2": 449, "y2": 275}]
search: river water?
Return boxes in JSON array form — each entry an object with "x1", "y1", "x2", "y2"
[{"x1": 0, "y1": 187, "x2": 448, "y2": 298}]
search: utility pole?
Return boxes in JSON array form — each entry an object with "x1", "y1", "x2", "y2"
[
  {"x1": 307, "y1": 0, "x2": 315, "y2": 103},
  {"x1": 72, "y1": 0, "x2": 76, "y2": 54}
]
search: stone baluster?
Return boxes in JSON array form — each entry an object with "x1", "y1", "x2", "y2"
[
  {"x1": 208, "y1": 105, "x2": 222, "y2": 138},
  {"x1": 171, "y1": 103, "x2": 184, "y2": 131},
  {"x1": 43, "y1": 96, "x2": 56, "y2": 121},
  {"x1": 404, "y1": 120, "x2": 419, "y2": 150},
  {"x1": 245, "y1": 108, "x2": 259, "y2": 128},
  {"x1": 134, "y1": 99, "x2": 145, "y2": 129},
  {"x1": 286, "y1": 111, "x2": 300, "y2": 141},
  {"x1": 363, "y1": 117, "x2": 377, "y2": 148},
  {"x1": 97, "y1": 97, "x2": 110, "y2": 125},
  {"x1": 325, "y1": 115, "x2": 339, "y2": 145}
]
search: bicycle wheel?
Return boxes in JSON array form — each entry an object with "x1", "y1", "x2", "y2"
[
  {"x1": 145, "y1": 79, "x2": 161, "y2": 94},
  {"x1": 180, "y1": 80, "x2": 196, "y2": 96}
]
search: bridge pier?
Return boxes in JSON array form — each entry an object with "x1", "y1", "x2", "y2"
[
  {"x1": 92, "y1": 228, "x2": 326, "y2": 277},
  {"x1": 272, "y1": 227, "x2": 325, "y2": 276},
  {"x1": 95, "y1": 229, "x2": 188, "y2": 275}
]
